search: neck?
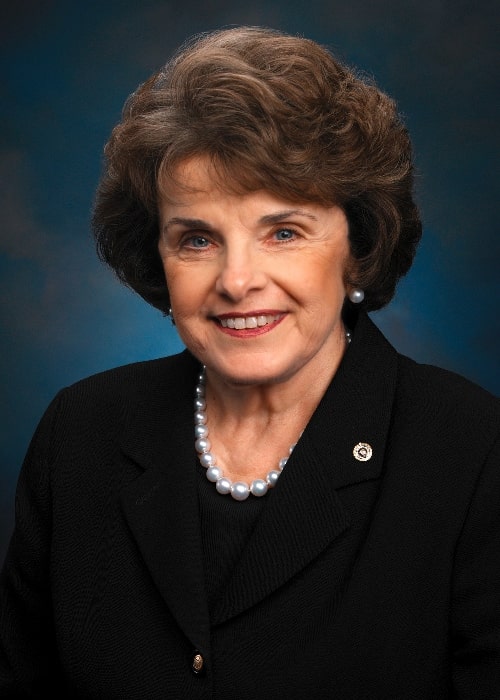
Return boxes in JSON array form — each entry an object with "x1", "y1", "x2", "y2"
[{"x1": 203, "y1": 326, "x2": 350, "y2": 423}]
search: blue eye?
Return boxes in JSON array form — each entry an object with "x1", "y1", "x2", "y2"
[
  {"x1": 184, "y1": 235, "x2": 210, "y2": 248},
  {"x1": 274, "y1": 228, "x2": 296, "y2": 241}
]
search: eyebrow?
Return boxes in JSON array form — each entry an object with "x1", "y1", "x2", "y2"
[
  {"x1": 162, "y1": 217, "x2": 213, "y2": 233},
  {"x1": 259, "y1": 209, "x2": 319, "y2": 224},
  {"x1": 163, "y1": 209, "x2": 318, "y2": 232}
]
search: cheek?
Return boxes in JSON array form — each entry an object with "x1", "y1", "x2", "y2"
[
  {"x1": 164, "y1": 262, "x2": 213, "y2": 315},
  {"x1": 163, "y1": 263, "x2": 188, "y2": 307},
  {"x1": 326, "y1": 243, "x2": 351, "y2": 288},
  {"x1": 163, "y1": 257, "x2": 190, "y2": 289},
  {"x1": 303, "y1": 248, "x2": 349, "y2": 292}
]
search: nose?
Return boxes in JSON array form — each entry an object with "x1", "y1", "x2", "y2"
[{"x1": 215, "y1": 244, "x2": 267, "y2": 301}]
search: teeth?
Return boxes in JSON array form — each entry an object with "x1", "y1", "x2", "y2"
[{"x1": 220, "y1": 314, "x2": 280, "y2": 329}]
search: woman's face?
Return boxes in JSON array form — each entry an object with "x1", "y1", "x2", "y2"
[{"x1": 158, "y1": 156, "x2": 352, "y2": 386}]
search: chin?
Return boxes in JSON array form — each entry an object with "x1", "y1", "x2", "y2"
[{"x1": 209, "y1": 358, "x2": 294, "y2": 386}]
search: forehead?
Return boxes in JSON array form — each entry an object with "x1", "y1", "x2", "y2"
[
  {"x1": 157, "y1": 155, "x2": 343, "y2": 225},
  {"x1": 171, "y1": 155, "x2": 214, "y2": 189},
  {"x1": 158, "y1": 156, "x2": 322, "y2": 220},
  {"x1": 158, "y1": 155, "x2": 249, "y2": 205}
]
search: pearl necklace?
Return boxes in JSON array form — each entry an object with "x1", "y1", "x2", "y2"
[
  {"x1": 194, "y1": 368, "x2": 298, "y2": 501},
  {"x1": 194, "y1": 329, "x2": 351, "y2": 501}
]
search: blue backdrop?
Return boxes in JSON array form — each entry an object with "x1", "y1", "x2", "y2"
[{"x1": 1, "y1": 0, "x2": 499, "y2": 561}]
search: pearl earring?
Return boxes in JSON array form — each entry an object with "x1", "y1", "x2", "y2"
[
  {"x1": 168, "y1": 307, "x2": 175, "y2": 325},
  {"x1": 348, "y1": 288, "x2": 365, "y2": 304}
]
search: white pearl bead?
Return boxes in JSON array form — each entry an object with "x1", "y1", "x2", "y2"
[
  {"x1": 195, "y1": 424, "x2": 208, "y2": 438},
  {"x1": 349, "y1": 288, "x2": 365, "y2": 304},
  {"x1": 266, "y1": 470, "x2": 280, "y2": 487},
  {"x1": 216, "y1": 478, "x2": 232, "y2": 494},
  {"x1": 206, "y1": 466, "x2": 222, "y2": 482},
  {"x1": 194, "y1": 410, "x2": 207, "y2": 424},
  {"x1": 195, "y1": 437, "x2": 210, "y2": 452},
  {"x1": 278, "y1": 457, "x2": 288, "y2": 470},
  {"x1": 250, "y1": 479, "x2": 268, "y2": 497},
  {"x1": 231, "y1": 482, "x2": 250, "y2": 501},
  {"x1": 200, "y1": 452, "x2": 215, "y2": 467},
  {"x1": 194, "y1": 398, "x2": 206, "y2": 410}
]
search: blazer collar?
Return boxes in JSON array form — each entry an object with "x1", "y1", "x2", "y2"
[{"x1": 119, "y1": 312, "x2": 398, "y2": 633}]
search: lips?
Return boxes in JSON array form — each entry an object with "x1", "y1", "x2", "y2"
[{"x1": 218, "y1": 314, "x2": 282, "y2": 330}]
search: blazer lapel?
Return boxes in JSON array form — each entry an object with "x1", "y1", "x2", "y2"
[
  {"x1": 213, "y1": 312, "x2": 398, "y2": 625},
  {"x1": 119, "y1": 352, "x2": 211, "y2": 654}
]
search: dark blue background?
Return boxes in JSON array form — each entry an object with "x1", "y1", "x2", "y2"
[{"x1": 1, "y1": 0, "x2": 499, "y2": 561}]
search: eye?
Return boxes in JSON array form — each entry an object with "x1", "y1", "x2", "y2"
[
  {"x1": 274, "y1": 227, "x2": 297, "y2": 242},
  {"x1": 182, "y1": 234, "x2": 211, "y2": 249}
]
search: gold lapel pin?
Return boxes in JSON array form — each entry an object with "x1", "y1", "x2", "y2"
[{"x1": 353, "y1": 442, "x2": 372, "y2": 462}]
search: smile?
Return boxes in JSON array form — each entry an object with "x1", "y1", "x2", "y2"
[{"x1": 218, "y1": 314, "x2": 282, "y2": 330}]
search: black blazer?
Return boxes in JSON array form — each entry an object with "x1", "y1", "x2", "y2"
[{"x1": 1, "y1": 312, "x2": 499, "y2": 699}]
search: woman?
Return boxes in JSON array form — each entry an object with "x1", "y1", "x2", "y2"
[{"x1": 1, "y1": 26, "x2": 498, "y2": 699}]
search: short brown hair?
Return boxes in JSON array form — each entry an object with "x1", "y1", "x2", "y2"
[{"x1": 92, "y1": 26, "x2": 422, "y2": 313}]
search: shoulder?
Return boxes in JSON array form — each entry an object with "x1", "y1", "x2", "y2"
[
  {"x1": 396, "y1": 353, "x2": 498, "y2": 409},
  {"x1": 394, "y1": 353, "x2": 499, "y2": 453},
  {"x1": 352, "y1": 310, "x2": 499, "y2": 435},
  {"x1": 34, "y1": 351, "x2": 199, "y2": 439},
  {"x1": 59, "y1": 350, "x2": 197, "y2": 403}
]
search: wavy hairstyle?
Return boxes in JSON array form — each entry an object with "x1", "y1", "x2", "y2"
[{"x1": 92, "y1": 26, "x2": 422, "y2": 313}]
